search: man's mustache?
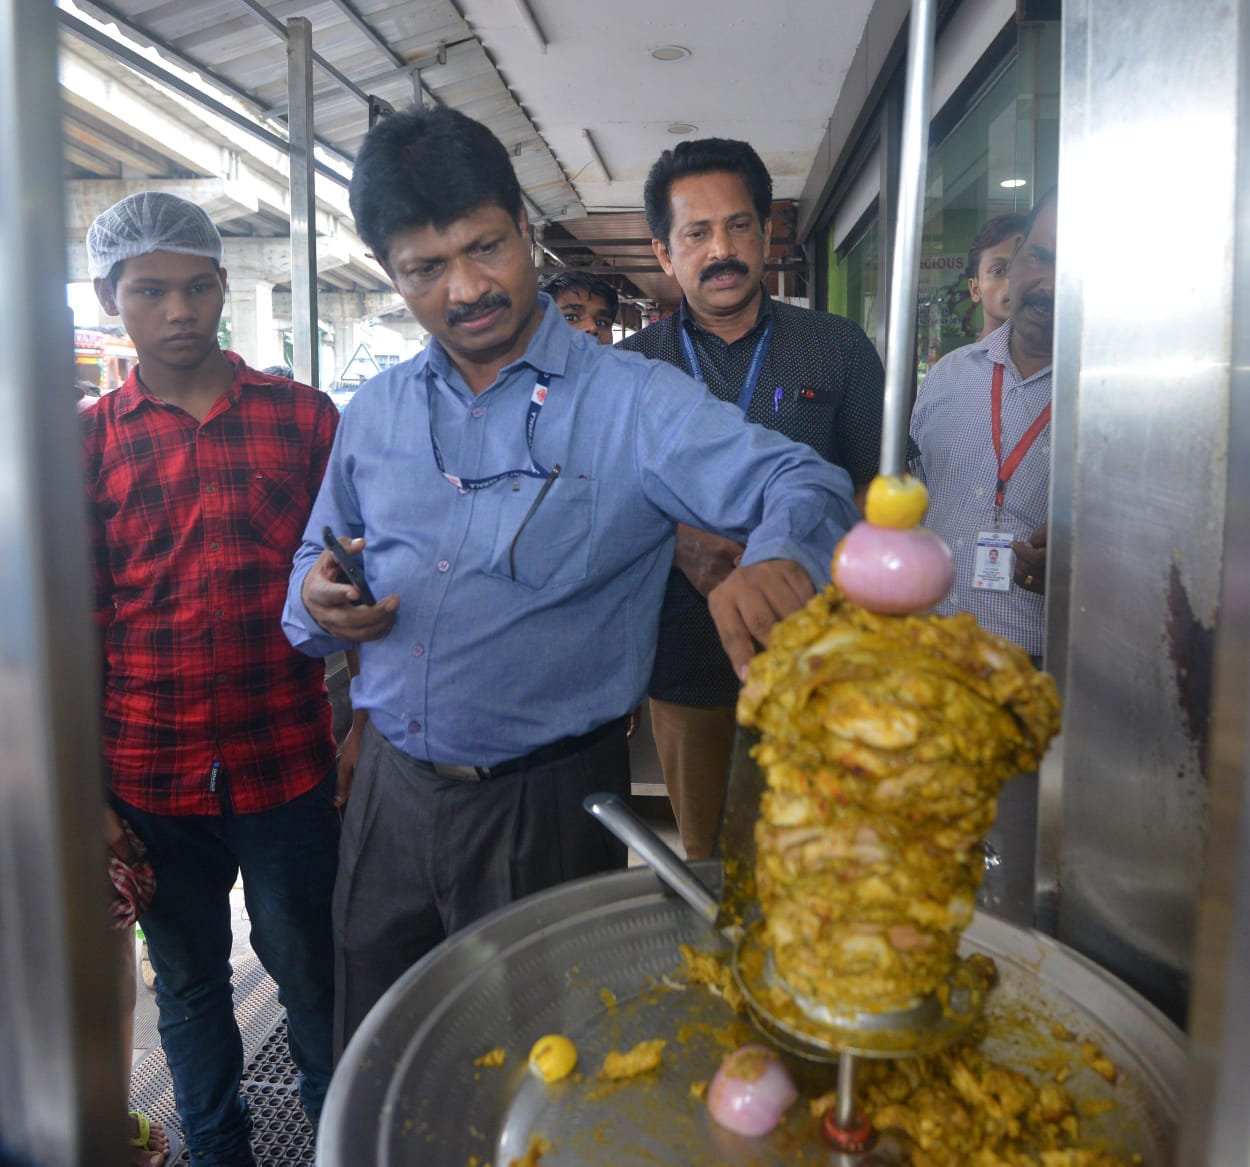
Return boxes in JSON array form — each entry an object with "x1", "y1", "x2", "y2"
[
  {"x1": 447, "y1": 293, "x2": 511, "y2": 326},
  {"x1": 699, "y1": 258, "x2": 750, "y2": 284},
  {"x1": 1021, "y1": 291, "x2": 1054, "y2": 314}
]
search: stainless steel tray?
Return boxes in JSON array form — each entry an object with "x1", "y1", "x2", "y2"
[{"x1": 318, "y1": 865, "x2": 1185, "y2": 1166}]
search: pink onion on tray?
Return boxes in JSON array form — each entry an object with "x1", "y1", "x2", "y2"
[{"x1": 706, "y1": 1044, "x2": 800, "y2": 1137}]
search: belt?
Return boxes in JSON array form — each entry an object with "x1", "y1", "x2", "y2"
[{"x1": 417, "y1": 715, "x2": 629, "y2": 782}]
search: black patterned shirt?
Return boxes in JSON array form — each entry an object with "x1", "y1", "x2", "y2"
[{"x1": 618, "y1": 290, "x2": 884, "y2": 706}]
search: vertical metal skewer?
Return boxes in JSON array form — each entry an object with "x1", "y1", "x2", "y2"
[
  {"x1": 878, "y1": 0, "x2": 938, "y2": 480},
  {"x1": 822, "y1": 1049, "x2": 874, "y2": 1153},
  {"x1": 836, "y1": 1050, "x2": 858, "y2": 1128},
  {"x1": 824, "y1": 0, "x2": 937, "y2": 1142}
]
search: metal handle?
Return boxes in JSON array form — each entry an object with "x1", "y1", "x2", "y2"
[
  {"x1": 880, "y1": 0, "x2": 938, "y2": 478},
  {"x1": 583, "y1": 793, "x2": 720, "y2": 926}
]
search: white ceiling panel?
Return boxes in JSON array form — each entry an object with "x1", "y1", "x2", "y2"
[{"x1": 456, "y1": 0, "x2": 875, "y2": 211}]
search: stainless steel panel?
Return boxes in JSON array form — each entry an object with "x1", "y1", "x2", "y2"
[
  {"x1": 0, "y1": 0, "x2": 122, "y2": 1161},
  {"x1": 1176, "y1": 0, "x2": 1250, "y2": 1157},
  {"x1": 1039, "y1": 0, "x2": 1236, "y2": 1020}
]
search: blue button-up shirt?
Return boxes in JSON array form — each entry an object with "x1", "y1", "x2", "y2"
[
  {"x1": 909, "y1": 320, "x2": 1051, "y2": 656},
  {"x1": 283, "y1": 295, "x2": 858, "y2": 765}
]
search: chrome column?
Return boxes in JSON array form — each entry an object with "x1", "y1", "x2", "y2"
[
  {"x1": 1038, "y1": 0, "x2": 1240, "y2": 1019},
  {"x1": 1176, "y1": 0, "x2": 1250, "y2": 1155},
  {"x1": 0, "y1": 0, "x2": 121, "y2": 1161},
  {"x1": 288, "y1": 16, "x2": 319, "y2": 386}
]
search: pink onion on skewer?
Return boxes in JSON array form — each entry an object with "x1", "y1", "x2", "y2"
[{"x1": 833, "y1": 474, "x2": 954, "y2": 615}]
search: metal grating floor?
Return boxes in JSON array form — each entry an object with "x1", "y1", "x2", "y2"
[{"x1": 129, "y1": 965, "x2": 315, "y2": 1166}]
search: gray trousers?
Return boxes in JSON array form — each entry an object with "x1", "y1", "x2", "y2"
[{"x1": 332, "y1": 720, "x2": 630, "y2": 1055}]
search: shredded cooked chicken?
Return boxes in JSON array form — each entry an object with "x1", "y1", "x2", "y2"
[
  {"x1": 812, "y1": 1032, "x2": 1134, "y2": 1167},
  {"x1": 600, "y1": 1039, "x2": 666, "y2": 1080},
  {"x1": 738, "y1": 587, "x2": 1061, "y2": 1013}
]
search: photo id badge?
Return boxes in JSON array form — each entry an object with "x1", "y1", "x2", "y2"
[{"x1": 973, "y1": 531, "x2": 1014, "y2": 591}]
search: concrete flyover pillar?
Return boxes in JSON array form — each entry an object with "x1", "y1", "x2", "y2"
[
  {"x1": 329, "y1": 315, "x2": 361, "y2": 384},
  {"x1": 225, "y1": 278, "x2": 282, "y2": 369}
]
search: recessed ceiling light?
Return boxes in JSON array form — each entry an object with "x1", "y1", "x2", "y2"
[
  {"x1": 1000, "y1": 178, "x2": 1028, "y2": 189},
  {"x1": 667, "y1": 122, "x2": 698, "y2": 135},
  {"x1": 651, "y1": 45, "x2": 691, "y2": 61}
]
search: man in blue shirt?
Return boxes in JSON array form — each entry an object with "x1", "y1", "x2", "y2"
[{"x1": 282, "y1": 106, "x2": 859, "y2": 1050}]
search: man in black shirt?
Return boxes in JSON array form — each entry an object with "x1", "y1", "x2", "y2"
[{"x1": 618, "y1": 137, "x2": 884, "y2": 859}]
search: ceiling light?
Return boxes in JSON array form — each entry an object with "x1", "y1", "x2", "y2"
[
  {"x1": 667, "y1": 122, "x2": 698, "y2": 135},
  {"x1": 1000, "y1": 178, "x2": 1028, "y2": 189},
  {"x1": 651, "y1": 45, "x2": 691, "y2": 61}
]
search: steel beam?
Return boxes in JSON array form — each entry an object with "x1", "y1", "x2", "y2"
[
  {"x1": 288, "y1": 17, "x2": 319, "y2": 387},
  {"x1": 0, "y1": 0, "x2": 121, "y2": 1162},
  {"x1": 325, "y1": 0, "x2": 406, "y2": 68}
]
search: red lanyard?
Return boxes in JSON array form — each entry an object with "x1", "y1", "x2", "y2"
[{"x1": 991, "y1": 362, "x2": 1051, "y2": 512}]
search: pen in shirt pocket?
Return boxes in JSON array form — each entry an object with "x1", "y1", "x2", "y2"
[{"x1": 774, "y1": 385, "x2": 784, "y2": 414}]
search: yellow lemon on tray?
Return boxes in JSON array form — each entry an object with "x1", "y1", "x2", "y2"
[{"x1": 528, "y1": 1034, "x2": 578, "y2": 1083}]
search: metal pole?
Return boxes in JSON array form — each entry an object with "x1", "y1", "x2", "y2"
[
  {"x1": 0, "y1": 0, "x2": 122, "y2": 1162},
  {"x1": 878, "y1": 0, "x2": 937, "y2": 478},
  {"x1": 288, "y1": 17, "x2": 319, "y2": 386},
  {"x1": 835, "y1": 1050, "x2": 857, "y2": 1127}
]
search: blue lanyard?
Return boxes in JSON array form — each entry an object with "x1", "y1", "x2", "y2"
[
  {"x1": 428, "y1": 371, "x2": 553, "y2": 490},
  {"x1": 679, "y1": 312, "x2": 775, "y2": 414}
]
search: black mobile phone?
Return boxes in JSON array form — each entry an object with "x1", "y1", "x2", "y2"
[{"x1": 321, "y1": 526, "x2": 378, "y2": 606}]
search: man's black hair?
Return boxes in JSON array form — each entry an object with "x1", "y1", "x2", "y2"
[
  {"x1": 642, "y1": 137, "x2": 773, "y2": 246},
  {"x1": 966, "y1": 213, "x2": 1026, "y2": 281},
  {"x1": 539, "y1": 270, "x2": 619, "y2": 321},
  {"x1": 349, "y1": 105, "x2": 524, "y2": 265}
]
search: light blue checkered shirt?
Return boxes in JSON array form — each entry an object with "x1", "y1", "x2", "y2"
[{"x1": 909, "y1": 321, "x2": 1051, "y2": 656}]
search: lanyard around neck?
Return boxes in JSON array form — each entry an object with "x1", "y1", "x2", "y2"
[
  {"x1": 427, "y1": 370, "x2": 553, "y2": 491},
  {"x1": 679, "y1": 310, "x2": 775, "y2": 414},
  {"x1": 991, "y1": 362, "x2": 1051, "y2": 513}
]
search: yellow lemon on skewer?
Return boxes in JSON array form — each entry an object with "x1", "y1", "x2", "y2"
[{"x1": 864, "y1": 474, "x2": 930, "y2": 529}]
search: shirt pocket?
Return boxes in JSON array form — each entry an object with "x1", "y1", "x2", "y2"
[
  {"x1": 247, "y1": 463, "x2": 310, "y2": 561},
  {"x1": 485, "y1": 474, "x2": 597, "y2": 591},
  {"x1": 764, "y1": 389, "x2": 835, "y2": 459}
]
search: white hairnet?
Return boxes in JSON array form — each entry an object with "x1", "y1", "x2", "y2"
[{"x1": 86, "y1": 191, "x2": 223, "y2": 280}]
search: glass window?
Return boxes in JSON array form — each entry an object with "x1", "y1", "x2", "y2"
[
  {"x1": 827, "y1": 218, "x2": 880, "y2": 350},
  {"x1": 917, "y1": 26, "x2": 1060, "y2": 381},
  {"x1": 917, "y1": 60, "x2": 1022, "y2": 377}
]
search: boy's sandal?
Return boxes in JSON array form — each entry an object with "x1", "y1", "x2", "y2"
[{"x1": 128, "y1": 1110, "x2": 182, "y2": 1165}]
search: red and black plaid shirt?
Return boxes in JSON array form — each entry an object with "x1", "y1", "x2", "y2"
[{"x1": 82, "y1": 353, "x2": 339, "y2": 815}]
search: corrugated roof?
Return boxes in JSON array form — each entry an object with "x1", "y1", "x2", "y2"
[{"x1": 64, "y1": 0, "x2": 585, "y2": 221}]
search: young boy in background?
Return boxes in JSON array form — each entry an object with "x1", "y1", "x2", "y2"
[
  {"x1": 540, "y1": 270, "x2": 618, "y2": 344},
  {"x1": 83, "y1": 191, "x2": 341, "y2": 1167},
  {"x1": 967, "y1": 212, "x2": 1026, "y2": 339}
]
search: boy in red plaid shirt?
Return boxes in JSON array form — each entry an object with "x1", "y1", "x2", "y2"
[{"x1": 84, "y1": 192, "x2": 340, "y2": 1167}]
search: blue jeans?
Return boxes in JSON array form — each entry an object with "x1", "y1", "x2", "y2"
[{"x1": 117, "y1": 772, "x2": 339, "y2": 1167}]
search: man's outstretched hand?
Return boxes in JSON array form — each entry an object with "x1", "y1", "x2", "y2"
[{"x1": 708, "y1": 559, "x2": 815, "y2": 682}]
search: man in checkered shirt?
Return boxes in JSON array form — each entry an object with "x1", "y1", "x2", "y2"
[{"x1": 910, "y1": 189, "x2": 1058, "y2": 662}]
